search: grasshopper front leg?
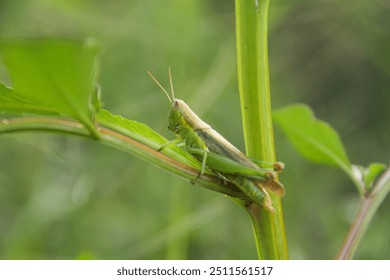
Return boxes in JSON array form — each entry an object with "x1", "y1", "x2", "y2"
[{"x1": 156, "y1": 138, "x2": 182, "y2": 152}]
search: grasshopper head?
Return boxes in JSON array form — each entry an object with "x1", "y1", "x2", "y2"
[
  {"x1": 168, "y1": 98, "x2": 210, "y2": 136},
  {"x1": 168, "y1": 99, "x2": 189, "y2": 138}
]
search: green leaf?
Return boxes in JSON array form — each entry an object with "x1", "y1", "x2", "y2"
[
  {"x1": 0, "y1": 82, "x2": 61, "y2": 115},
  {"x1": 273, "y1": 104, "x2": 351, "y2": 171},
  {"x1": 0, "y1": 38, "x2": 99, "y2": 134},
  {"x1": 97, "y1": 109, "x2": 202, "y2": 170}
]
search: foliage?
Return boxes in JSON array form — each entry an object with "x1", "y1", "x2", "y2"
[{"x1": 0, "y1": 0, "x2": 389, "y2": 259}]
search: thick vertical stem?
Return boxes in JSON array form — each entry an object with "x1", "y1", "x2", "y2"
[{"x1": 235, "y1": 0, "x2": 288, "y2": 259}]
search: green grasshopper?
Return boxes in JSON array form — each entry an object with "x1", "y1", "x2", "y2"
[{"x1": 148, "y1": 69, "x2": 285, "y2": 212}]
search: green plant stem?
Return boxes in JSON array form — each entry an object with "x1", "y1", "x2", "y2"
[
  {"x1": 337, "y1": 167, "x2": 390, "y2": 259},
  {"x1": 235, "y1": 0, "x2": 288, "y2": 259},
  {"x1": 0, "y1": 116, "x2": 244, "y2": 199}
]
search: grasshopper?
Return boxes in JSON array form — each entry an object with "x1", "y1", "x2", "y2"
[{"x1": 148, "y1": 69, "x2": 284, "y2": 212}]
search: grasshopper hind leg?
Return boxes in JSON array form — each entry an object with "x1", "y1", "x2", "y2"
[{"x1": 189, "y1": 148, "x2": 230, "y2": 185}]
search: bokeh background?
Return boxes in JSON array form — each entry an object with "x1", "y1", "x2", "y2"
[{"x1": 0, "y1": 0, "x2": 389, "y2": 259}]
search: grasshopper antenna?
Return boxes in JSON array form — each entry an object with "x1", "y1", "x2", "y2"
[
  {"x1": 168, "y1": 67, "x2": 175, "y2": 100},
  {"x1": 147, "y1": 70, "x2": 172, "y2": 103}
]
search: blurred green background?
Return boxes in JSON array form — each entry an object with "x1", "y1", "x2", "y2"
[{"x1": 0, "y1": 0, "x2": 389, "y2": 259}]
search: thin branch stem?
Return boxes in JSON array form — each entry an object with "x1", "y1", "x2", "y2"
[
  {"x1": 337, "y1": 167, "x2": 390, "y2": 259},
  {"x1": 0, "y1": 116, "x2": 244, "y2": 199}
]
